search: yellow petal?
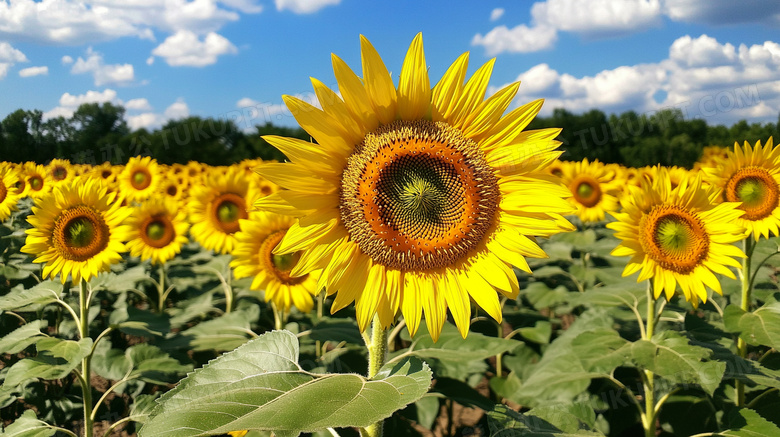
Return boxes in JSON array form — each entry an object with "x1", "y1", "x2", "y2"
[
  {"x1": 397, "y1": 33, "x2": 430, "y2": 120},
  {"x1": 332, "y1": 54, "x2": 378, "y2": 133},
  {"x1": 283, "y1": 95, "x2": 353, "y2": 156},
  {"x1": 431, "y1": 52, "x2": 468, "y2": 122},
  {"x1": 360, "y1": 35, "x2": 397, "y2": 125}
]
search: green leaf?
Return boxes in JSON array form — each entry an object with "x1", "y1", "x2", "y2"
[
  {"x1": 570, "y1": 282, "x2": 645, "y2": 308},
  {"x1": 413, "y1": 396, "x2": 439, "y2": 430},
  {"x1": 109, "y1": 306, "x2": 170, "y2": 337},
  {"x1": 723, "y1": 302, "x2": 780, "y2": 350},
  {"x1": 397, "y1": 323, "x2": 521, "y2": 364},
  {"x1": 630, "y1": 332, "x2": 725, "y2": 395},
  {"x1": 718, "y1": 408, "x2": 780, "y2": 436},
  {"x1": 0, "y1": 281, "x2": 63, "y2": 312},
  {"x1": 0, "y1": 409, "x2": 56, "y2": 437},
  {"x1": 90, "y1": 265, "x2": 150, "y2": 292},
  {"x1": 139, "y1": 330, "x2": 432, "y2": 437},
  {"x1": 487, "y1": 404, "x2": 604, "y2": 436},
  {"x1": 308, "y1": 318, "x2": 363, "y2": 345},
  {"x1": 181, "y1": 307, "x2": 259, "y2": 352},
  {"x1": 127, "y1": 343, "x2": 193, "y2": 384},
  {"x1": 518, "y1": 320, "x2": 553, "y2": 345},
  {"x1": 4, "y1": 337, "x2": 93, "y2": 386},
  {"x1": 432, "y1": 377, "x2": 493, "y2": 411},
  {"x1": 0, "y1": 321, "x2": 48, "y2": 354}
]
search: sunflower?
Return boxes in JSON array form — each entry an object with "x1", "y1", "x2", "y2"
[
  {"x1": 704, "y1": 138, "x2": 780, "y2": 241},
  {"x1": 560, "y1": 158, "x2": 621, "y2": 223},
  {"x1": 126, "y1": 198, "x2": 189, "y2": 265},
  {"x1": 90, "y1": 162, "x2": 119, "y2": 187},
  {"x1": 608, "y1": 168, "x2": 745, "y2": 303},
  {"x1": 255, "y1": 34, "x2": 574, "y2": 340},
  {"x1": 189, "y1": 167, "x2": 250, "y2": 254},
  {"x1": 23, "y1": 162, "x2": 52, "y2": 199},
  {"x1": 47, "y1": 158, "x2": 73, "y2": 187},
  {"x1": 0, "y1": 166, "x2": 22, "y2": 221},
  {"x1": 158, "y1": 170, "x2": 187, "y2": 204},
  {"x1": 119, "y1": 156, "x2": 162, "y2": 203},
  {"x1": 230, "y1": 212, "x2": 320, "y2": 313},
  {"x1": 21, "y1": 177, "x2": 132, "y2": 284}
]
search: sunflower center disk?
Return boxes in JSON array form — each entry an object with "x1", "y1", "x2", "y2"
[
  {"x1": 212, "y1": 194, "x2": 247, "y2": 234},
  {"x1": 640, "y1": 205, "x2": 709, "y2": 274},
  {"x1": 131, "y1": 169, "x2": 151, "y2": 190},
  {"x1": 53, "y1": 167, "x2": 67, "y2": 181},
  {"x1": 340, "y1": 120, "x2": 499, "y2": 271},
  {"x1": 30, "y1": 176, "x2": 43, "y2": 191},
  {"x1": 142, "y1": 216, "x2": 176, "y2": 248},
  {"x1": 570, "y1": 176, "x2": 602, "y2": 208},
  {"x1": 262, "y1": 231, "x2": 307, "y2": 285},
  {"x1": 0, "y1": 182, "x2": 7, "y2": 202},
  {"x1": 53, "y1": 205, "x2": 110, "y2": 262},
  {"x1": 726, "y1": 167, "x2": 779, "y2": 221}
]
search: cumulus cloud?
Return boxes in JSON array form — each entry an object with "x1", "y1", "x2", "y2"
[
  {"x1": 70, "y1": 48, "x2": 134, "y2": 86},
  {"x1": 19, "y1": 65, "x2": 48, "y2": 77},
  {"x1": 151, "y1": 30, "x2": 237, "y2": 67},
  {"x1": 43, "y1": 89, "x2": 121, "y2": 119},
  {"x1": 127, "y1": 100, "x2": 190, "y2": 130},
  {"x1": 490, "y1": 8, "x2": 504, "y2": 21},
  {"x1": 663, "y1": 0, "x2": 780, "y2": 26},
  {"x1": 472, "y1": 24, "x2": 558, "y2": 55},
  {"x1": 500, "y1": 34, "x2": 780, "y2": 125},
  {"x1": 0, "y1": 0, "x2": 263, "y2": 45},
  {"x1": 274, "y1": 0, "x2": 340, "y2": 14},
  {"x1": 0, "y1": 41, "x2": 27, "y2": 79},
  {"x1": 125, "y1": 98, "x2": 152, "y2": 111},
  {"x1": 473, "y1": 0, "x2": 780, "y2": 55},
  {"x1": 61, "y1": 55, "x2": 74, "y2": 64}
]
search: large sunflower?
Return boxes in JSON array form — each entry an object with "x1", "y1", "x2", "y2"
[
  {"x1": 22, "y1": 177, "x2": 132, "y2": 284},
  {"x1": 255, "y1": 34, "x2": 574, "y2": 339},
  {"x1": 189, "y1": 167, "x2": 250, "y2": 254},
  {"x1": 608, "y1": 168, "x2": 745, "y2": 303},
  {"x1": 119, "y1": 156, "x2": 162, "y2": 203},
  {"x1": 560, "y1": 158, "x2": 621, "y2": 223},
  {"x1": 126, "y1": 198, "x2": 190, "y2": 265},
  {"x1": 704, "y1": 138, "x2": 780, "y2": 241},
  {"x1": 230, "y1": 212, "x2": 320, "y2": 313},
  {"x1": 0, "y1": 166, "x2": 22, "y2": 221}
]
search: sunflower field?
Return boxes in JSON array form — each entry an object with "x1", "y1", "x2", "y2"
[{"x1": 3, "y1": 34, "x2": 780, "y2": 437}]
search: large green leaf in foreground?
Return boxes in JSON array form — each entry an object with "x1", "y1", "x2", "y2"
[{"x1": 140, "y1": 330, "x2": 432, "y2": 437}]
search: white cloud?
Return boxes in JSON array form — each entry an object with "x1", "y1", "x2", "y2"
[
  {"x1": 0, "y1": 0, "x2": 263, "y2": 45},
  {"x1": 128, "y1": 100, "x2": 190, "y2": 130},
  {"x1": 236, "y1": 97, "x2": 259, "y2": 107},
  {"x1": 274, "y1": 0, "x2": 340, "y2": 14},
  {"x1": 71, "y1": 48, "x2": 134, "y2": 86},
  {"x1": 151, "y1": 30, "x2": 237, "y2": 67},
  {"x1": 669, "y1": 34, "x2": 736, "y2": 67},
  {"x1": 164, "y1": 100, "x2": 190, "y2": 119},
  {"x1": 61, "y1": 55, "x2": 74, "y2": 64},
  {"x1": 663, "y1": 0, "x2": 780, "y2": 26},
  {"x1": 472, "y1": 24, "x2": 558, "y2": 55},
  {"x1": 502, "y1": 34, "x2": 780, "y2": 125},
  {"x1": 532, "y1": 0, "x2": 661, "y2": 36},
  {"x1": 146, "y1": 56, "x2": 154, "y2": 65},
  {"x1": 0, "y1": 41, "x2": 27, "y2": 79},
  {"x1": 44, "y1": 89, "x2": 121, "y2": 119},
  {"x1": 490, "y1": 8, "x2": 504, "y2": 21},
  {"x1": 125, "y1": 98, "x2": 152, "y2": 111},
  {"x1": 19, "y1": 65, "x2": 48, "y2": 77}
]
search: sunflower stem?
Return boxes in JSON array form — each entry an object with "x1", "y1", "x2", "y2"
[
  {"x1": 642, "y1": 281, "x2": 657, "y2": 437},
  {"x1": 495, "y1": 319, "x2": 504, "y2": 378},
  {"x1": 78, "y1": 279, "x2": 94, "y2": 437},
  {"x1": 225, "y1": 268, "x2": 233, "y2": 314},
  {"x1": 157, "y1": 263, "x2": 166, "y2": 313},
  {"x1": 364, "y1": 314, "x2": 388, "y2": 437},
  {"x1": 316, "y1": 291, "x2": 324, "y2": 359},
  {"x1": 271, "y1": 302, "x2": 283, "y2": 331},
  {"x1": 736, "y1": 237, "x2": 754, "y2": 407}
]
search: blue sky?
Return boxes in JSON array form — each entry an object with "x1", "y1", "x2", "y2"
[{"x1": 1, "y1": 0, "x2": 779, "y2": 132}]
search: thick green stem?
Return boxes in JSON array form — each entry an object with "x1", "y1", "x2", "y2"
[
  {"x1": 79, "y1": 279, "x2": 94, "y2": 437},
  {"x1": 643, "y1": 281, "x2": 656, "y2": 437},
  {"x1": 157, "y1": 263, "x2": 166, "y2": 313},
  {"x1": 271, "y1": 302, "x2": 283, "y2": 331},
  {"x1": 495, "y1": 320, "x2": 503, "y2": 378},
  {"x1": 364, "y1": 315, "x2": 388, "y2": 437},
  {"x1": 737, "y1": 238, "x2": 754, "y2": 407}
]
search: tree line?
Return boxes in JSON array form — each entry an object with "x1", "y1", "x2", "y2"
[{"x1": 1, "y1": 102, "x2": 778, "y2": 168}]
